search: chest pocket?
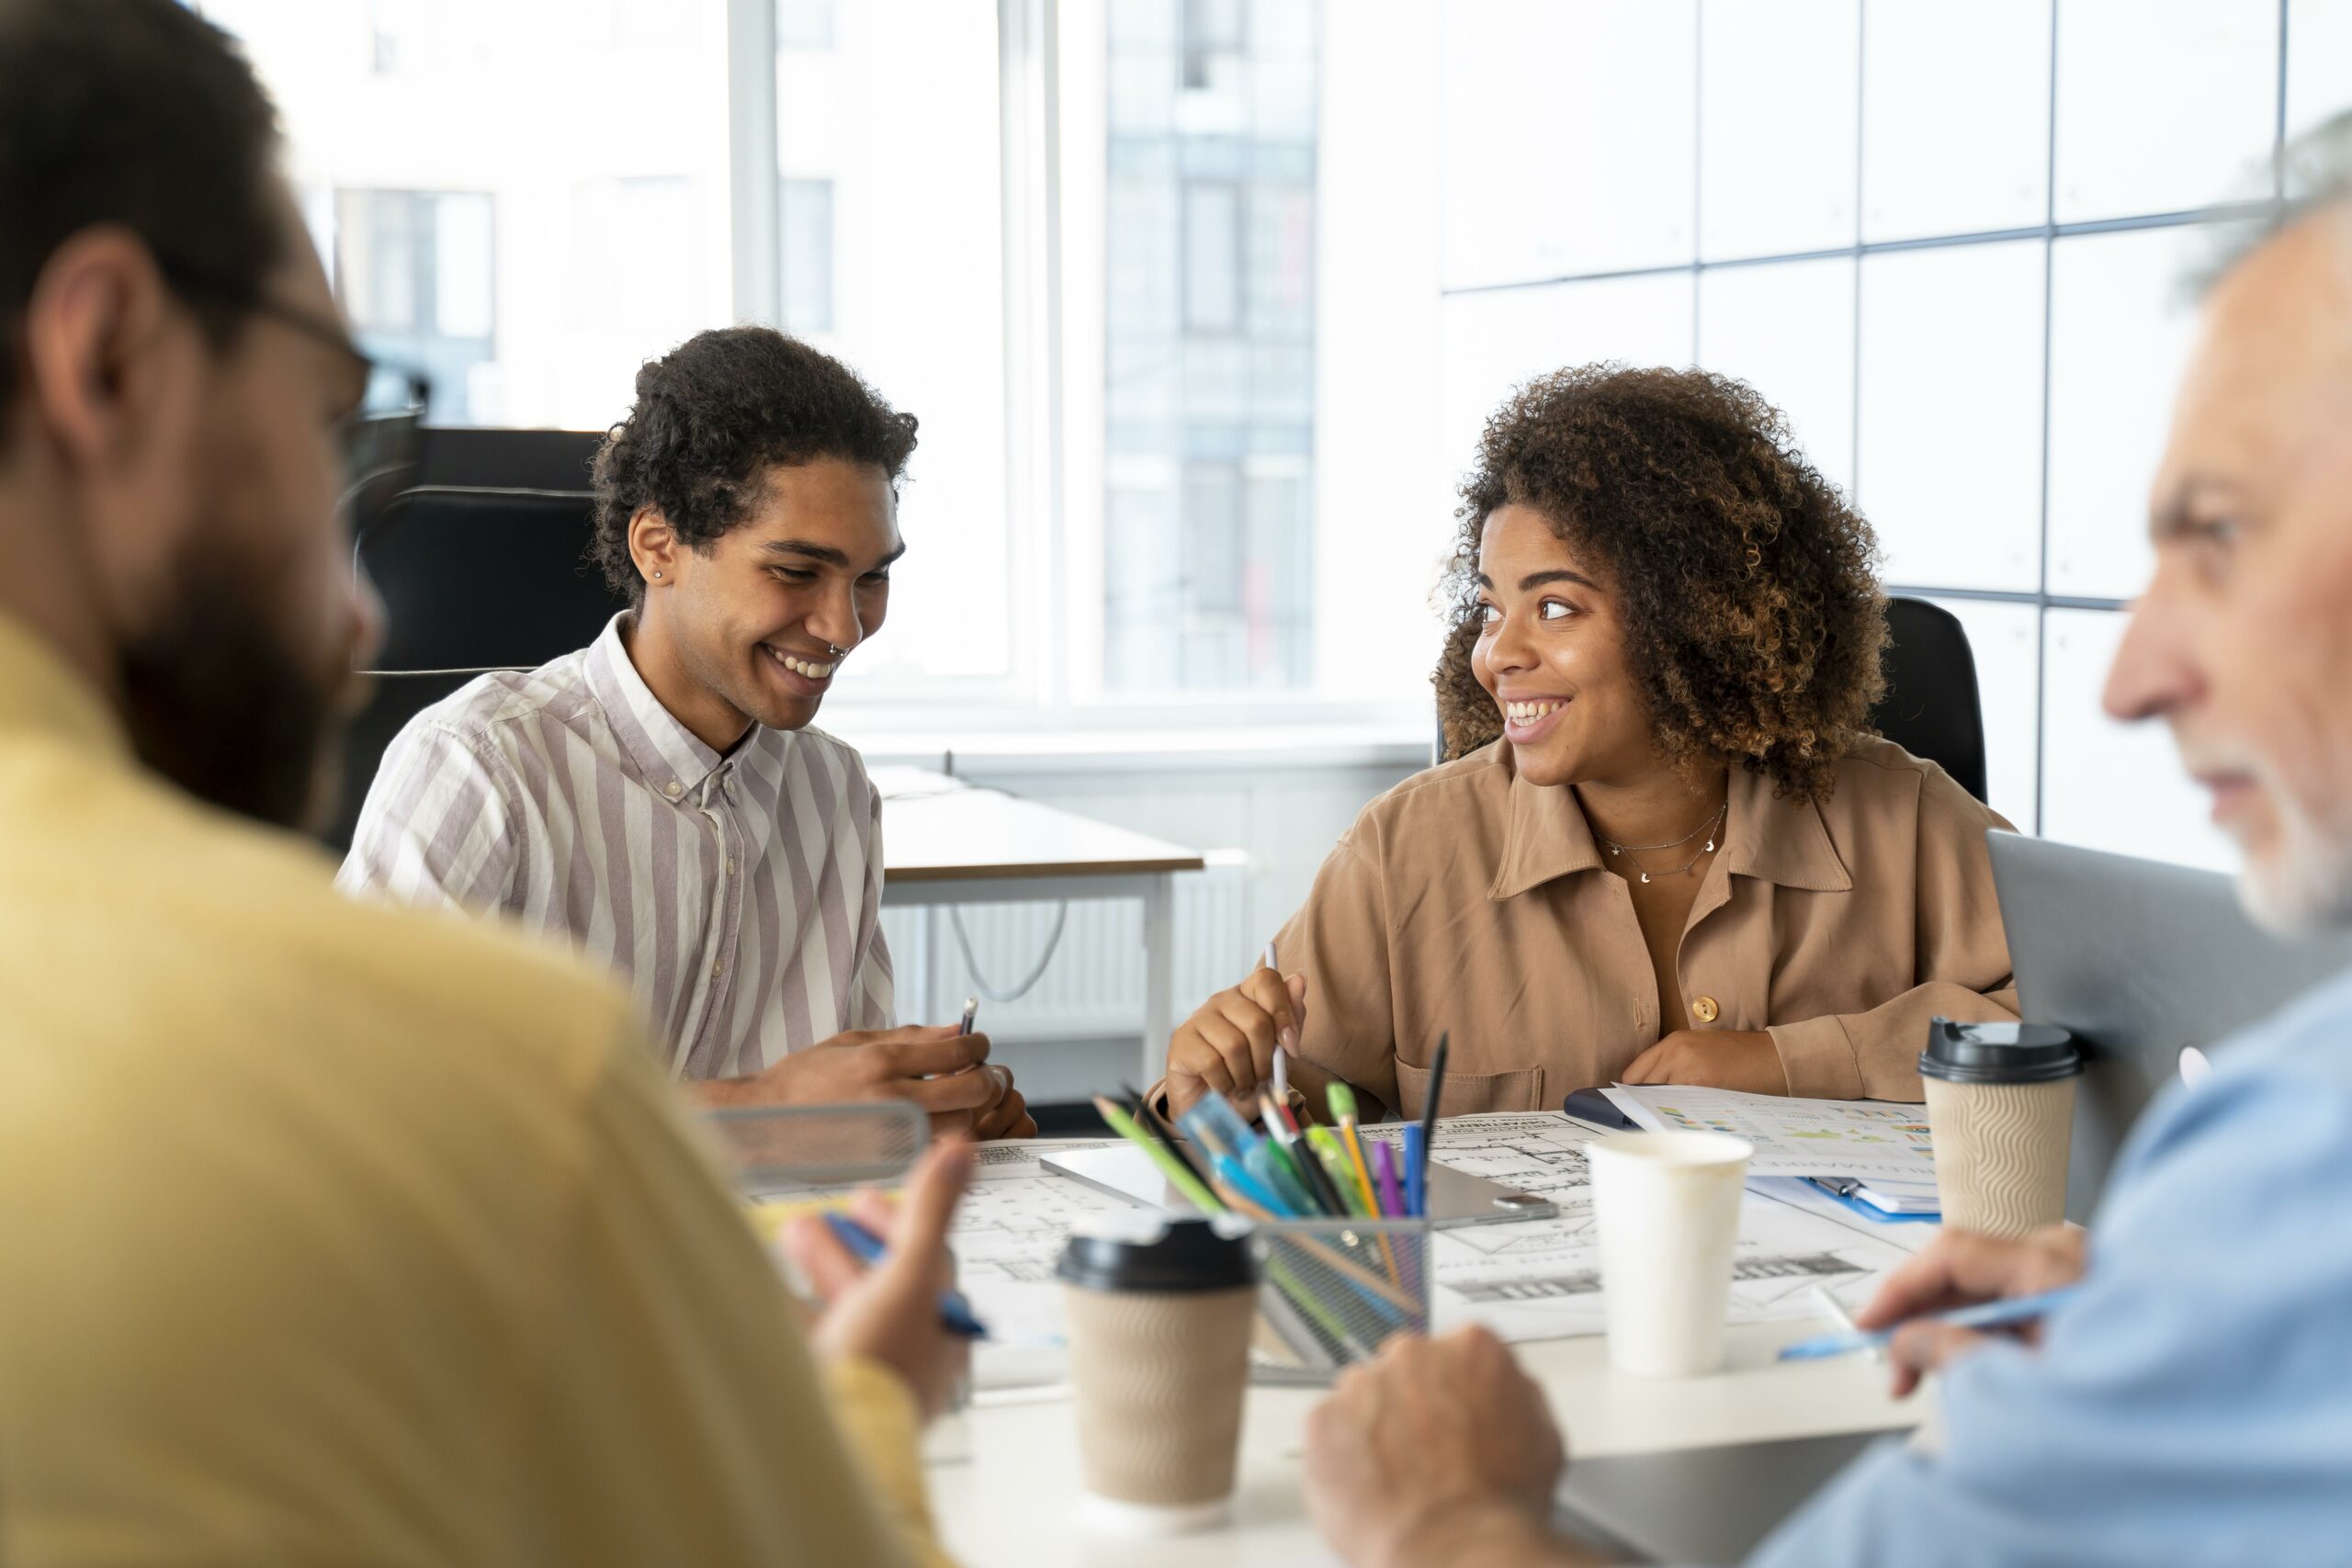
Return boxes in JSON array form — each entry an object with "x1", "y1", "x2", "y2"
[{"x1": 1394, "y1": 1060, "x2": 1547, "y2": 1119}]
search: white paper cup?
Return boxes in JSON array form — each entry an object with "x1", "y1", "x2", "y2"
[{"x1": 1588, "y1": 1131, "x2": 1753, "y2": 1379}]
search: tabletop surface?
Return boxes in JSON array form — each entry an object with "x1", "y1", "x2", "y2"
[
  {"x1": 875, "y1": 766, "x2": 1207, "y2": 884},
  {"x1": 931, "y1": 1315, "x2": 1931, "y2": 1568}
]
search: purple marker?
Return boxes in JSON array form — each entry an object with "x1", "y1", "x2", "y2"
[{"x1": 1373, "y1": 1136, "x2": 1405, "y2": 1218}]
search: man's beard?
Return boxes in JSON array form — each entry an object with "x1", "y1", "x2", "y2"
[
  {"x1": 118, "y1": 555, "x2": 345, "y2": 834},
  {"x1": 2198, "y1": 743, "x2": 2352, "y2": 936}
]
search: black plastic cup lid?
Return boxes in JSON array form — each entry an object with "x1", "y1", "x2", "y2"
[
  {"x1": 1054, "y1": 1214, "x2": 1261, "y2": 1294},
  {"x1": 1920, "y1": 1018, "x2": 2082, "y2": 1084}
]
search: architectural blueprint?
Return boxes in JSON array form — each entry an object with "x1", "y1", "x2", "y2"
[{"x1": 768, "y1": 1119, "x2": 1931, "y2": 1384}]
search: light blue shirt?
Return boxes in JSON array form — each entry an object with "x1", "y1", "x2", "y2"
[{"x1": 1750, "y1": 964, "x2": 2352, "y2": 1568}]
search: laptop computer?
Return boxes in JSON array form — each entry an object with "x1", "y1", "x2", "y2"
[{"x1": 1987, "y1": 831, "x2": 2352, "y2": 1220}]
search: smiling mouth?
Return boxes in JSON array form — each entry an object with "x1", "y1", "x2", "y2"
[
  {"x1": 763, "y1": 644, "x2": 838, "y2": 681},
  {"x1": 1502, "y1": 700, "x2": 1564, "y2": 724}
]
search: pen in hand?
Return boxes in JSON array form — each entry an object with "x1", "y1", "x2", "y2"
[
  {"x1": 1261, "y1": 942, "x2": 1289, "y2": 1101},
  {"x1": 1777, "y1": 1285, "x2": 2082, "y2": 1363},
  {"x1": 820, "y1": 1210, "x2": 989, "y2": 1340}
]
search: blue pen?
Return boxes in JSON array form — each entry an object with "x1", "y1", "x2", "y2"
[
  {"x1": 1776, "y1": 1285, "x2": 2084, "y2": 1362},
  {"x1": 821, "y1": 1211, "x2": 989, "y2": 1340},
  {"x1": 1400, "y1": 1122, "x2": 1428, "y2": 1217}
]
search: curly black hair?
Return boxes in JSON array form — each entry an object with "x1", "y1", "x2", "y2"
[
  {"x1": 591, "y1": 326, "x2": 919, "y2": 604},
  {"x1": 1435, "y1": 364, "x2": 1887, "y2": 802}
]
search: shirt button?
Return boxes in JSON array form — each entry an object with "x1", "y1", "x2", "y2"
[
  {"x1": 1691, "y1": 995, "x2": 1721, "y2": 1025},
  {"x1": 726, "y1": 858, "x2": 737, "y2": 876},
  {"x1": 712, "y1": 960, "x2": 726, "y2": 979},
  {"x1": 663, "y1": 780, "x2": 683, "y2": 799}
]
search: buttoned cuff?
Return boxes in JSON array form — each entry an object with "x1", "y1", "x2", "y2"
[{"x1": 1768, "y1": 1014, "x2": 1866, "y2": 1100}]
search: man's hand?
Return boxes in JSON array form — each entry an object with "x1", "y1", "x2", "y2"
[
  {"x1": 1166, "y1": 964, "x2": 1308, "y2": 1118},
  {"x1": 1305, "y1": 1328, "x2": 1586, "y2": 1568},
  {"x1": 784, "y1": 1139, "x2": 976, "y2": 1420},
  {"x1": 1857, "y1": 1224, "x2": 2088, "y2": 1396},
  {"x1": 693, "y1": 1026, "x2": 1005, "y2": 1136},
  {"x1": 971, "y1": 1064, "x2": 1036, "y2": 1141},
  {"x1": 1618, "y1": 1029, "x2": 1788, "y2": 1095}
]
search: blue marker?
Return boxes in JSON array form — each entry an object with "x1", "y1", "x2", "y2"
[
  {"x1": 821, "y1": 1211, "x2": 989, "y2": 1340},
  {"x1": 1213, "y1": 1152, "x2": 1295, "y2": 1216},
  {"x1": 1776, "y1": 1285, "x2": 2084, "y2": 1362},
  {"x1": 1400, "y1": 1122, "x2": 1428, "y2": 1217}
]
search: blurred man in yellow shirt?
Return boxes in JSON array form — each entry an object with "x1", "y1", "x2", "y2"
[{"x1": 0, "y1": 1, "x2": 966, "y2": 1561}]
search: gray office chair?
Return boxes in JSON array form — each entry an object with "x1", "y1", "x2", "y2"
[{"x1": 1430, "y1": 595, "x2": 1988, "y2": 805}]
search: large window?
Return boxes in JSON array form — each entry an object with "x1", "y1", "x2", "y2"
[
  {"x1": 202, "y1": 0, "x2": 730, "y2": 428},
  {"x1": 202, "y1": 0, "x2": 1449, "y2": 721},
  {"x1": 1431, "y1": 0, "x2": 2315, "y2": 873}
]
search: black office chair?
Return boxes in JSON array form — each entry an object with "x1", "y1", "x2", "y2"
[
  {"x1": 1869, "y1": 596, "x2": 1986, "y2": 804},
  {"x1": 326, "y1": 482, "x2": 633, "y2": 852},
  {"x1": 1429, "y1": 594, "x2": 1988, "y2": 805}
]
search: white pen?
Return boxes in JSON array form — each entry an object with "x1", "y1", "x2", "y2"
[{"x1": 1261, "y1": 941, "x2": 1289, "y2": 1100}]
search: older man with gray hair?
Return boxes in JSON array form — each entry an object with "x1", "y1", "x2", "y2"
[{"x1": 1299, "y1": 110, "x2": 2352, "y2": 1568}]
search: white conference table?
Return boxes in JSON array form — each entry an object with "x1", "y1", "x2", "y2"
[
  {"x1": 930, "y1": 1317, "x2": 1930, "y2": 1567},
  {"x1": 876, "y1": 767, "x2": 1206, "y2": 1084}
]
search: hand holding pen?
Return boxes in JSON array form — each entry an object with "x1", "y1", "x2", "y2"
[
  {"x1": 1161, "y1": 936, "x2": 1311, "y2": 1118},
  {"x1": 1845, "y1": 1225, "x2": 2090, "y2": 1395},
  {"x1": 781, "y1": 1139, "x2": 981, "y2": 1420}
]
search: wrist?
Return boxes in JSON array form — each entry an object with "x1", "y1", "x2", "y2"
[{"x1": 1382, "y1": 1497, "x2": 1562, "y2": 1568}]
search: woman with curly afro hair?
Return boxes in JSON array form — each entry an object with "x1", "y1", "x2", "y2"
[{"x1": 1159, "y1": 365, "x2": 2018, "y2": 1122}]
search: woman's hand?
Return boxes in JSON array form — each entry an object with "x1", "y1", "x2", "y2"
[
  {"x1": 784, "y1": 1139, "x2": 976, "y2": 1420},
  {"x1": 1618, "y1": 1029, "x2": 1788, "y2": 1094},
  {"x1": 1166, "y1": 965, "x2": 1309, "y2": 1118}
]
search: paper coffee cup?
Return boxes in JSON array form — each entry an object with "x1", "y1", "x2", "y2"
[
  {"x1": 1921, "y1": 1020, "x2": 2082, "y2": 1237},
  {"x1": 1587, "y1": 1131, "x2": 1753, "y2": 1379},
  {"x1": 1056, "y1": 1214, "x2": 1261, "y2": 1535}
]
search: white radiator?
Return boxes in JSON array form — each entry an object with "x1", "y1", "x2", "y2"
[{"x1": 879, "y1": 853, "x2": 1255, "y2": 1043}]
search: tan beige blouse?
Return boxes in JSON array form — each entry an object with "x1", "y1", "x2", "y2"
[{"x1": 1274, "y1": 736, "x2": 2018, "y2": 1116}]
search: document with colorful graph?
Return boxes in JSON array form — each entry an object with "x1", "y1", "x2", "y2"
[{"x1": 1601, "y1": 1084, "x2": 1939, "y2": 1185}]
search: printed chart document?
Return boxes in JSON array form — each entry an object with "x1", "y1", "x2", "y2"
[
  {"x1": 1357, "y1": 1114, "x2": 1927, "y2": 1344},
  {"x1": 1602, "y1": 1084, "x2": 1939, "y2": 1185}
]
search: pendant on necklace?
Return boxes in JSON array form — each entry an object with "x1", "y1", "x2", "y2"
[
  {"x1": 1705, "y1": 839, "x2": 1715, "y2": 852},
  {"x1": 1640, "y1": 871, "x2": 1651, "y2": 884}
]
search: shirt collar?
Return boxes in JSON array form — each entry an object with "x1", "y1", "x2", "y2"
[
  {"x1": 582, "y1": 612, "x2": 727, "y2": 796},
  {"x1": 1487, "y1": 752, "x2": 1852, "y2": 901},
  {"x1": 0, "y1": 613, "x2": 132, "y2": 765}
]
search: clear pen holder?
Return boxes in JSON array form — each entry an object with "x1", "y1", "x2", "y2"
[{"x1": 1246, "y1": 1218, "x2": 1433, "y2": 1386}]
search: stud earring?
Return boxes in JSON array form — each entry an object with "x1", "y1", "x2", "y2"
[{"x1": 652, "y1": 571, "x2": 663, "y2": 581}]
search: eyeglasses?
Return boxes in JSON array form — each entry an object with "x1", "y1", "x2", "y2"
[{"x1": 153, "y1": 252, "x2": 433, "y2": 535}]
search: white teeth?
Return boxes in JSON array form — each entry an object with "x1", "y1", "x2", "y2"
[
  {"x1": 1505, "y1": 700, "x2": 1562, "y2": 724},
  {"x1": 770, "y1": 648, "x2": 836, "y2": 680}
]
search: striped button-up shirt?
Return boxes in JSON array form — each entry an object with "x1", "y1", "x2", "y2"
[{"x1": 337, "y1": 614, "x2": 895, "y2": 1078}]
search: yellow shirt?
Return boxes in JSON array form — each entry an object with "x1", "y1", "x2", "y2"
[{"x1": 0, "y1": 616, "x2": 949, "y2": 1567}]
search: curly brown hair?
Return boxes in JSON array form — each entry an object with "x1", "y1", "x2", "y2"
[{"x1": 1436, "y1": 364, "x2": 1887, "y2": 802}]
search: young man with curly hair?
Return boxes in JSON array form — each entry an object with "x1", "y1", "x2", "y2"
[
  {"x1": 343, "y1": 327, "x2": 1033, "y2": 1137},
  {"x1": 1159, "y1": 365, "x2": 2017, "y2": 1122}
]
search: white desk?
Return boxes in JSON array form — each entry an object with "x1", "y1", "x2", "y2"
[
  {"x1": 931, "y1": 1317, "x2": 1930, "y2": 1566},
  {"x1": 876, "y1": 768, "x2": 1206, "y2": 1083}
]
